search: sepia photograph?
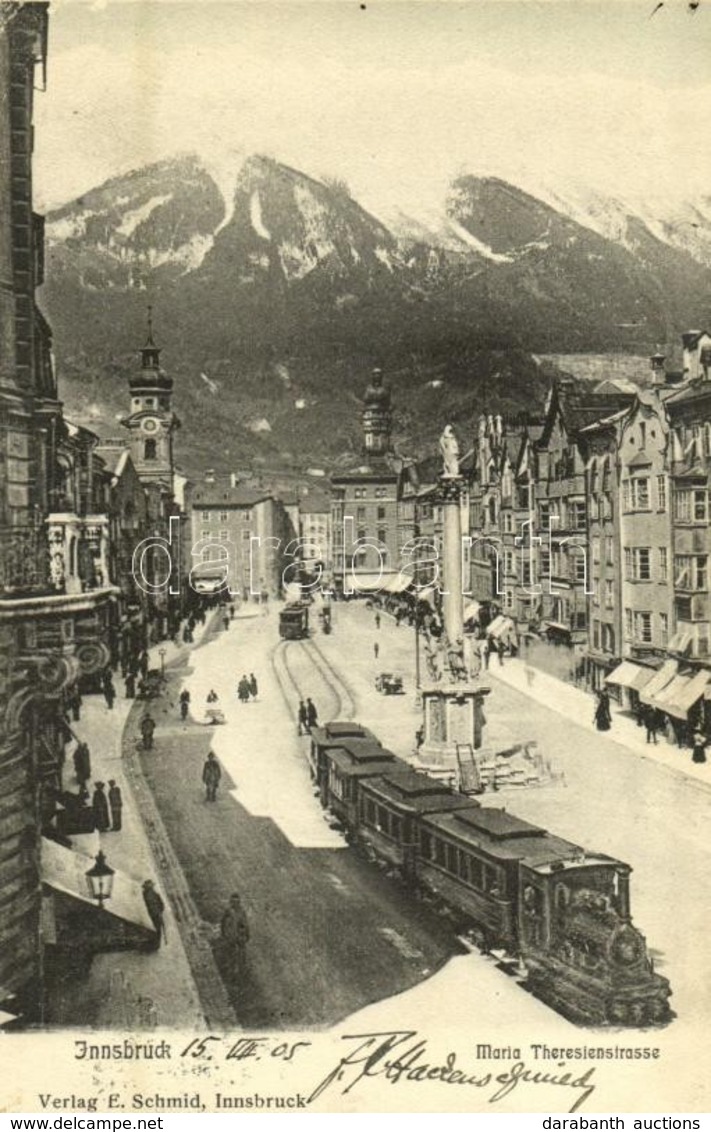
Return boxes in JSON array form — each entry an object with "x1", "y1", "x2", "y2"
[{"x1": 0, "y1": 0, "x2": 710, "y2": 1115}]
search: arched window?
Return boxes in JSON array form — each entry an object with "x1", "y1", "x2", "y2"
[{"x1": 144, "y1": 439, "x2": 157, "y2": 461}]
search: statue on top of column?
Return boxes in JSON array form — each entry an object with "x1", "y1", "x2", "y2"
[{"x1": 439, "y1": 424, "x2": 460, "y2": 478}]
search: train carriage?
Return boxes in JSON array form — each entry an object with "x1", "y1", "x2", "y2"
[
  {"x1": 310, "y1": 719, "x2": 672, "y2": 1026},
  {"x1": 308, "y1": 721, "x2": 380, "y2": 786},
  {"x1": 415, "y1": 807, "x2": 576, "y2": 948},
  {"x1": 322, "y1": 744, "x2": 403, "y2": 829},
  {"x1": 357, "y1": 768, "x2": 478, "y2": 879}
]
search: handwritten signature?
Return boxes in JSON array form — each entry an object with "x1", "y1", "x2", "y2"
[{"x1": 308, "y1": 1031, "x2": 596, "y2": 1113}]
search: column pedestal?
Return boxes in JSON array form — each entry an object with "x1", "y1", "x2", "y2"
[{"x1": 417, "y1": 680, "x2": 491, "y2": 771}]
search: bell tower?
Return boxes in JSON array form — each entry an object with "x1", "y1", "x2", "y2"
[
  {"x1": 121, "y1": 307, "x2": 180, "y2": 490},
  {"x1": 362, "y1": 367, "x2": 393, "y2": 456}
]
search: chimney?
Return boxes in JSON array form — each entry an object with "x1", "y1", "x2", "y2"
[
  {"x1": 204, "y1": 468, "x2": 216, "y2": 484},
  {"x1": 650, "y1": 352, "x2": 666, "y2": 388},
  {"x1": 682, "y1": 330, "x2": 702, "y2": 380},
  {"x1": 230, "y1": 472, "x2": 239, "y2": 488}
]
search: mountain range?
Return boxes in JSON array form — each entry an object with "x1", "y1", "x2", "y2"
[{"x1": 40, "y1": 153, "x2": 711, "y2": 474}]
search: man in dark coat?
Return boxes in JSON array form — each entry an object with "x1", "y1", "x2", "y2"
[
  {"x1": 249, "y1": 673, "x2": 258, "y2": 700},
  {"x1": 306, "y1": 698, "x2": 318, "y2": 730},
  {"x1": 221, "y1": 892, "x2": 249, "y2": 980},
  {"x1": 237, "y1": 676, "x2": 250, "y2": 703},
  {"x1": 179, "y1": 689, "x2": 191, "y2": 721},
  {"x1": 68, "y1": 685, "x2": 82, "y2": 722},
  {"x1": 73, "y1": 741, "x2": 91, "y2": 787},
  {"x1": 108, "y1": 780, "x2": 123, "y2": 831},
  {"x1": 202, "y1": 751, "x2": 222, "y2": 802},
  {"x1": 141, "y1": 712, "x2": 156, "y2": 750},
  {"x1": 139, "y1": 651, "x2": 149, "y2": 680},
  {"x1": 92, "y1": 782, "x2": 110, "y2": 832},
  {"x1": 125, "y1": 672, "x2": 136, "y2": 699},
  {"x1": 103, "y1": 673, "x2": 116, "y2": 710},
  {"x1": 297, "y1": 700, "x2": 309, "y2": 735},
  {"x1": 142, "y1": 880, "x2": 165, "y2": 949}
]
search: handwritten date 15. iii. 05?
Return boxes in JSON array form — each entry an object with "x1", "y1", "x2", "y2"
[{"x1": 180, "y1": 1037, "x2": 311, "y2": 1064}]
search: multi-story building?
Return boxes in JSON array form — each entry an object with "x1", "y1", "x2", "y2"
[
  {"x1": 298, "y1": 487, "x2": 332, "y2": 583},
  {"x1": 0, "y1": 3, "x2": 118, "y2": 1023},
  {"x1": 186, "y1": 474, "x2": 294, "y2": 599},
  {"x1": 331, "y1": 370, "x2": 411, "y2": 596},
  {"x1": 617, "y1": 391, "x2": 673, "y2": 668}
]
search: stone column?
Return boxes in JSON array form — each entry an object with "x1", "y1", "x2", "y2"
[{"x1": 440, "y1": 475, "x2": 464, "y2": 645}]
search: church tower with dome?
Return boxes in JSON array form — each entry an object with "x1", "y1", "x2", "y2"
[
  {"x1": 362, "y1": 367, "x2": 393, "y2": 456},
  {"x1": 121, "y1": 308, "x2": 180, "y2": 493}
]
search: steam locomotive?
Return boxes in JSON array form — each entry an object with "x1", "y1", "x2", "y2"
[{"x1": 309, "y1": 721, "x2": 672, "y2": 1027}]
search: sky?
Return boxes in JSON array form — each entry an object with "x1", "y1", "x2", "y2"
[{"x1": 34, "y1": 0, "x2": 711, "y2": 215}]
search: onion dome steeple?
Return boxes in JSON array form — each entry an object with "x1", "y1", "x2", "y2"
[{"x1": 130, "y1": 305, "x2": 173, "y2": 392}]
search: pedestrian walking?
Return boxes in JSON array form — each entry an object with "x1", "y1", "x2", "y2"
[
  {"x1": 68, "y1": 685, "x2": 82, "y2": 722},
  {"x1": 480, "y1": 639, "x2": 490, "y2": 670},
  {"x1": 594, "y1": 689, "x2": 612, "y2": 732},
  {"x1": 108, "y1": 780, "x2": 123, "y2": 831},
  {"x1": 207, "y1": 689, "x2": 219, "y2": 703},
  {"x1": 374, "y1": 641, "x2": 380, "y2": 661},
  {"x1": 125, "y1": 671, "x2": 136, "y2": 699},
  {"x1": 179, "y1": 689, "x2": 191, "y2": 721},
  {"x1": 139, "y1": 651, "x2": 149, "y2": 680},
  {"x1": 298, "y1": 699, "x2": 309, "y2": 735},
  {"x1": 142, "y1": 880, "x2": 166, "y2": 949},
  {"x1": 223, "y1": 614, "x2": 230, "y2": 632},
  {"x1": 375, "y1": 612, "x2": 381, "y2": 630},
  {"x1": 249, "y1": 673, "x2": 258, "y2": 700},
  {"x1": 92, "y1": 782, "x2": 110, "y2": 832},
  {"x1": 643, "y1": 703, "x2": 658, "y2": 745},
  {"x1": 229, "y1": 604, "x2": 235, "y2": 620},
  {"x1": 237, "y1": 675, "x2": 250, "y2": 704},
  {"x1": 73, "y1": 741, "x2": 91, "y2": 787},
  {"x1": 140, "y1": 712, "x2": 156, "y2": 751},
  {"x1": 202, "y1": 751, "x2": 222, "y2": 801},
  {"x1": 692, "y1": 729, "x2": 707, "y2": 765},
  {"x1": 306, "y1": 697, "x2": 318, "y2": 730},
  {"x1": 103, "y1": 676, "x2": 116, "y2": 711},
  {"x1": 221, "y1": 892, "x2": 250, "y2": 980}
]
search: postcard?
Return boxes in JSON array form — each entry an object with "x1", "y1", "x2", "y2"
[{"x1": 1, "y1": 0, "x2": 710, "y2": 1115}]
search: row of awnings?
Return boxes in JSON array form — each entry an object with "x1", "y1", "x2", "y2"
[{"x1": 605, "y1": 659, "x2": 711, "y2": 720}]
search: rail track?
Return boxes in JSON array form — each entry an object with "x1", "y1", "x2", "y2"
[{"x1": 270, "y1": 633, "x2": 356, "y2": 725}]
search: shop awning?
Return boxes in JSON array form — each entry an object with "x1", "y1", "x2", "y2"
[
  {"x1": 542, "y1": 620, "x2": 572, "y2": 639},
  {"x1": 41, "y1": 837, "x2": 154, "y2": 935},
  {"x1": 653, "y1": 669, "x2": 711, "y2": 720},
  {"x1": 487, "y1": 615, "x2": 517, "y2": 641},
  {"x1": 463, "y1": 600, "x2": 481, "y2": 622},
  {"x1": 639, "y1": 659, "x2": 678, "y2": 706},
  {"x1": 416, "y1": 585, "x2": 438, "y2": 607},
  {"x1": 604, "y1": 661, "x2": 655, "y2": 692},
  {"x1": 343, "y1": 573, "x2": 408, "y2": 594}
]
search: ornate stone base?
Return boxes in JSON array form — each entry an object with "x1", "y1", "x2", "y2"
[{"x1": 417, "y1": 681, "x2": 491, "y2": 770}]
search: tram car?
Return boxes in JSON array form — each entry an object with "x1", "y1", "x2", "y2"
[
  {"x1": 278, "y1": 601, "x2": 310, "y2": 640},
  {"x1": 310, "y1": 720, "x2": 672, "y2": 1027}
]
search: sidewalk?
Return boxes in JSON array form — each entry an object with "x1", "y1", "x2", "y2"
[
  {"x1": 486, "y1": 655, "x2": 711, "y2": 790},
  {"x1": 47, "y1": 618, "x2": 219, "y2": 1028}
]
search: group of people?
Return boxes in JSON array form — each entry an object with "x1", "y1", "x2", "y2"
[
  {"x1": 58, "y1": 739, "x2": 124, "y2": 836},
  {"x1": 237, "y1": 673, "x2": 259, "y2": 703},
  {"x1": 297, "y1": 698, "x2": 319, "y2": 735}
]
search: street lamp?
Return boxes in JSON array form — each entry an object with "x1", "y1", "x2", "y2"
[
  {"x1": 158, "y1": 647, "x2": 166, "y2": 681},
  {"x1": 85, "y1": 850, "x2": 115, "y2": 907}
]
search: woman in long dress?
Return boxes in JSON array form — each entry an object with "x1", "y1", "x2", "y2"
[{"x1": 594, "y1": 690, "x2": 612, "y2": 732}]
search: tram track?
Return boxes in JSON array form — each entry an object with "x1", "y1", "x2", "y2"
[{"x1": 269, "y1": 633, "x2": 356, "y2": 725}]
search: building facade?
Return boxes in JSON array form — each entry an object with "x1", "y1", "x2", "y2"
[{"x1": 0, "y1": 4, "x2": 118, "y2": 1023}]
